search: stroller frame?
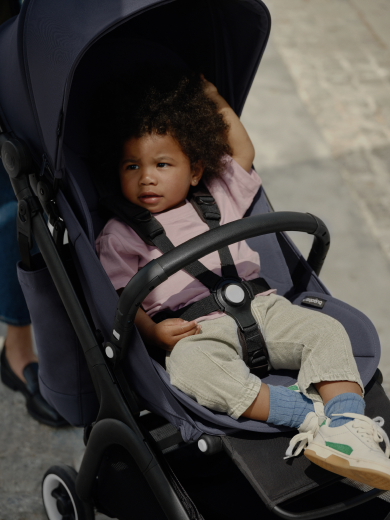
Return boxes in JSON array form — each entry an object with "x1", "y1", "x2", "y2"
[
  {"x1": 1, "y1": 0, "x2": 389, "y2": 517},
  {"x1": 0, "y1": 117, "x2": 387, "y2": 519}
]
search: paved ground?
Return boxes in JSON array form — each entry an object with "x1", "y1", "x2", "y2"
[{"x1": 1, "y1": 1, "x2": 390, "y2": 518}]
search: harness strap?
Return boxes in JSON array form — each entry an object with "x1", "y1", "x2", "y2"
[
  {"x1": 99, "y1": 194, "x2": 164, "y2": 246},
  {"x1": 190, "y1": 184, "x2": 239, "y2": 279},
  {"x1": 152, "y1": 277, "x2": 271, "y2": 378},
  {"x1": 99, "y1": 194, "x2": 222, "y2": 290},
  {"x1": 238, "y1": 323, "x2": 269, "y2": 377},
  {"x1": 99, "y1": 184, "x2": 237, "y2": 286},
  {"x1": 152, "y1": 293, "x2": 218, "y2": 323},
  {"x1": 151, "y1": 278, "x2": 271, "y2": 323},
  {"x1": 98, "y1": 183, "x2": 271, "y2": 376},
  {"x1": 152, "y1": 233, "x2": 221, "y2": 290}
]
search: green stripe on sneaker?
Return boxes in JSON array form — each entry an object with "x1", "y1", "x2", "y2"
[
  {"x1": 325, "y1": 442, "x2": 353, "y2": 455},
  {"x1": 287, "y1": 385, "x2": 299, "y2": 391},
  {"x1": 320, "y1": 420, "x2": 326, "y2": 427}
]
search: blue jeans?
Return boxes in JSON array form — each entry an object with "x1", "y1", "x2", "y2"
[{"x1": 0, "y1": 161, "x2": 35, "y2": 325}]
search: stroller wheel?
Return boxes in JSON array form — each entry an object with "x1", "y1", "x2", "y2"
[{"x1": 42, "y1": 464, "x2": 94, "y2": 520}]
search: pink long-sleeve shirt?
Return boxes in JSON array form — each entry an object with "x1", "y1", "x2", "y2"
[{"x1": 96, "y1": 157, "x2": 274, "y2": 321}]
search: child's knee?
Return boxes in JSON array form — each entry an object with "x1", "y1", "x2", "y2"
[{"x1": 312, "y1": 313, "x2": 350, "y2": 344}]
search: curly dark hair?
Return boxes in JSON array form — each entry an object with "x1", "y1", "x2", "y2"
[{"x1": 89, "y1": 65, "x2": 232, "y2": 188}]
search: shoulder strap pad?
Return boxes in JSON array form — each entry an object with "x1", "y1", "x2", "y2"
[{"x1": 190, "y1": 182, "x2": 221, "y2": 224}]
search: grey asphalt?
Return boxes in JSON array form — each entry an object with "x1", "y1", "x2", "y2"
[{"x1": 1, "y1": 1, "x2": 390, "y2": 518}]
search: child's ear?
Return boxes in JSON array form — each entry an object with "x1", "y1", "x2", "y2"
[{"x1": 191, "y1": 161, "x2": 204, "y2": 186}]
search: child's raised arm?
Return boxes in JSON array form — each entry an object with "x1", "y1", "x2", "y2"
[{"x1": 202, "y1": 76, "x2": 255, "y2": 173}]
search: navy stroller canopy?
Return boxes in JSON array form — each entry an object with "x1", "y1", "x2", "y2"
[{"x1": 0, "y1": 0, "x2": 270, "y2": 177}]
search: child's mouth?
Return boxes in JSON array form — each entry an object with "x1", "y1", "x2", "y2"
[{"x1": 138, "y1": 193, "x2": 162, "y2": 205}]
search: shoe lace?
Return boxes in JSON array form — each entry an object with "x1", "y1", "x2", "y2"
[
  {"x1": 284, "y1": 409, "x2": 325, "y2": 461},
  {"x1": 284, "y1": 429, "x2": 317, "y2": 459},
  {"x1": 332, "y1": 413, "x2": 390, "y2": 457}
]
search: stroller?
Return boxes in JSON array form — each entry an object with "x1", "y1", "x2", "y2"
[{"x1": 1, "y1": 0, "x2": 390, "y2": 518}]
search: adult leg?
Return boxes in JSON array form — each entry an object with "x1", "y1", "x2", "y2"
[
  {"x1": 0, "y1": 166, "x2": 37, "y2": 374},
  {"x1": 0, "y1": 163, "x2": 67, "y2": 426},
  {"x1": 4, "y1": 325, "x2": 38, "y2": 382},
  {"x1": 0, "y1": 174, "x2": 38, "y2": 379}
]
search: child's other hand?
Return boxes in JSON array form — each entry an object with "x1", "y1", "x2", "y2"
[{"x1": 153, "y1": 318, "x2": 201, "y2": 352}]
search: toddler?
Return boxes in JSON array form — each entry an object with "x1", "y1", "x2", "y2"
[{"x1": 93, "y1": 67, "x2": 390, "y2": 489}]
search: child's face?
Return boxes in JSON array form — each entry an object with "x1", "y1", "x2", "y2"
[{"x1": 119, "y1": 133, "x2": 203, "y2": 213}]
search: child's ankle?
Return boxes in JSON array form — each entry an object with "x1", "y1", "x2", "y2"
[
  {"x1": 266, "y1": 385, "x2": 315, "y2": 429},
  {"x1": 324, "y1": 393, "x2": 365, "y2": 428}
]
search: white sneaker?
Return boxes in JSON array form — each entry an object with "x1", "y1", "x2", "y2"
[
  {"x1": 284, "y1": 401, "x2": 326, "y2": 459},
  {"x1": 305, "y1": 413, "x2": 390, "y2": 490}
]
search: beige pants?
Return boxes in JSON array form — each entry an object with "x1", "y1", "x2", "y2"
[{"x1": 166, "y1": 294, "x2": 363, "y2": 419}]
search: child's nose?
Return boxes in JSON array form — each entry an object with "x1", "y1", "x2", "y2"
[{"x1": 139, "y1": 167, "x2": 157, "y2": 185}]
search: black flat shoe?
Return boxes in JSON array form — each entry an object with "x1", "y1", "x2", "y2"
[{"x1": 0, "y1": 346, "x2": 69, "y2": 428}]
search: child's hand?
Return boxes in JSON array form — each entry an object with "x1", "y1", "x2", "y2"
[{"x1": 152, "y1": 318, "x2": 202, "y2": 352}]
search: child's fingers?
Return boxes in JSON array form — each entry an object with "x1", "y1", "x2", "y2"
[{"x1": 169, "y1": 320, "x2": 198, "y2": 335}]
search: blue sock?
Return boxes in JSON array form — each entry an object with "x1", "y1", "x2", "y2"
[
  {"x1": 266, "y1": 385, "x2": 315, "y2": 429},
  {"x1": 325, "y1": 393, "x2": 365, "y2": 428}
]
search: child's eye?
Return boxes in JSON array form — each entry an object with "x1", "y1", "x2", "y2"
[
  {"x1": 126, "y1": 164, "x2": 139, "y2": 170},
  {"x1": 157, "y1": 163, "x2": 169, "y2": 168}
]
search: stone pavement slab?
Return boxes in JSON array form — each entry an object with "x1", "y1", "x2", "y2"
[{"x1": 0, "y1": 367, "x2": 85, "y2": 519}]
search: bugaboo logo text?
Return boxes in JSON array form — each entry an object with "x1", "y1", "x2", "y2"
[{"x1": 301, "y1": 297, "x2": 326, "y2": 309}]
